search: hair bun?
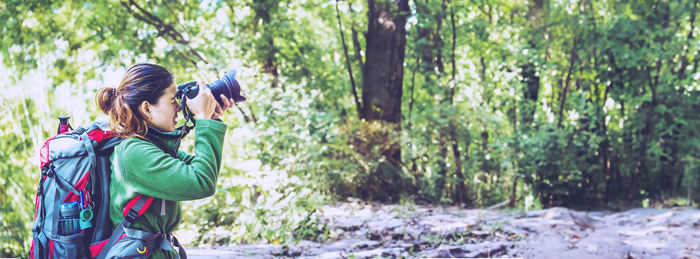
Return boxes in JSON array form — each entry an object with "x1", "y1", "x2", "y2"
[{"x1": 96, "y1": 87, "x2": 117, "y2": 114}]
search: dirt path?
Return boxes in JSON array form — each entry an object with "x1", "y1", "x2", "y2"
[{"x1": 186, "y1": 202, "x2": 700, "y2": 258}]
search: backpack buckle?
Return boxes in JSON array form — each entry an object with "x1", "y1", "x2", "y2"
[
  {"x1": 41, "y1": 164, "x2": 56, "y2": 178},
  {"x1": 124, "y1": 210, "x2": 139, "y2": 228}
]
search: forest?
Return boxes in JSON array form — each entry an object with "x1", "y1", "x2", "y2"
[{"x1": 1, "y1": 0, "x2": 698, "y2": 257}]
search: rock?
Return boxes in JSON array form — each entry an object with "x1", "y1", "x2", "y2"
[
  {"x1": 393, "y1": 226, "x2": 424, "y2": 240},
  {"x1": 427, "y1": 245, "x2": 467, "y2": 258},
  {"x1": 617, "y1": 225, "x2": 666, "y2": 237},
  {"x1": 334, "y1": 218, "x2": 364, "y2": 232},
  {"x1": 404, "y1": 239, "x2": 432, "y2": 252},
  {"x1": 621, "y1": 239, "x2": 666, "y2": 250},
  {"x1": 542, "y1": 207, "x2": 573, "y2": 220},
  {"x1": 469, "y1": 230, "x2": 491, "y2": 239},
  {"x1": 570, "y1": 212, "x2": 596, "y2": 231},
  {"x1": 500, "y1": 226, "x2": 529, "y2": 239},
  {"x1": 526, "y1": 209, "x2": 548, "y2": 218},
  {"x1": 317, "y1": 250, "x2": 343, "y2": 259},
  {"x1": 464, "y1": 243, "x2": 508, "y2": 258},
  {"x1": 419, "y1": 243, "x2": 508, "y2": 258},
  {"x1": 367, "y1": 218, "x2": 404, "y2": 231},
  {"x1": 349, "y1": 247, "x2": 404, "y2": 258},
  {"x1": 187, "y1": 245, "x2": 282, "y2": 259},
  {"x1": 541, "y1": 207, "x2": 595, "y2": 231},
  {"x1": 368, "y1": 230, "x2": 383, "y2": 241},
  {"x1": 188, "y1": 203, "x2": 700, "y2": 259},
  {"x1": 585, "y1": 244, "x2": 599, "y2": 254},
  {"x1": 353, "y1": 240, "x2": 379, "y2": 250}
]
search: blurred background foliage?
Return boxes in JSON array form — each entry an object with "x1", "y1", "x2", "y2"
[{"x1": 1, "y1": 0, "x2": 699, "y2": 256}]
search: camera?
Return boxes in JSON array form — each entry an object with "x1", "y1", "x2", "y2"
[{"x1": 176, "y1": 68, "x2": 246, "y2": 106}]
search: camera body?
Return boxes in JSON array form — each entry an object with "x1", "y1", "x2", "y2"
[
  {"x1": 170, "y1": 68, "x2": 247, "y2": 150},
  {"x1": 176, "y1": 68, "x2": 246, "y2": 106}
]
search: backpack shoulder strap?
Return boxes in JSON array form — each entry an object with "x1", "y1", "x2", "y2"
[
  {"x1": 81, "y1": 131, "x2": 98, "y2": 175},
  {"x1": 96, "y1": 137, "x2": 122, "y2": 153},
  {"x1": 95, "y1": 195, "x2": 157, "y2": 259}
]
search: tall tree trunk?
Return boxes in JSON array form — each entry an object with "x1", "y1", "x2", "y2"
[
  {"x1": 417, "y1": 0, "x2": 449, "y2": 202},
  {"x1": 558, "y1": 34, "x2": 579, "y2": 128},
  {"x1": 362, "y1": 0, "x2": 409, "y2": 125},
  {"x1": 520, "y1": 0, "x2": 544, "y2": 128},
  {"x1": 349, "y1": 3, "x2": 366, "y2": 80},
  {"x1": 408, "y1": 56, "x2": 419, "y2": 130},
  {"x1": 508, "y1": 90, "x2": 519, "y2": 207},
  {"x1": 446, "y1": 1, "x2": 469, "y2": 206},
  {"x1": 628, "y1": 3, "x2": 669, "y2": 202},
  {"x1": 670, "y1": 0, "x2": 697, "y2": 195},
  {"x1": 358, "y1": 0, "x2": 410, "y2": 202},
  {"x1": 416, "y1": 0, "x2": 454, "y2": 203},
  {"x1": 512, "y1": 0, "x2": 545, "y2": 207},
  {"x1": 583, "y1": 0, "x2": 611, "y2": 202},
  {"x1": 479, "y1": 57, "x2": 490, "y2": 173},
  {"x1": 336, "y1": 0, "x2": 363, "y2": 118}
]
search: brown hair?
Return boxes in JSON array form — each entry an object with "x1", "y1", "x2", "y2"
[{"x1": 96, "y1": 63, "x2": 174, "y2": 139}]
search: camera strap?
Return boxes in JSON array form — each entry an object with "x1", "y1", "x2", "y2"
[{"x1": 173, "y1": 90, "x2": 195, "y2": 151}]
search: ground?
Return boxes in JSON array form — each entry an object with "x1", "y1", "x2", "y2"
[{"x1": 186, "y1": 202, "x2": 700, "y2": 258}]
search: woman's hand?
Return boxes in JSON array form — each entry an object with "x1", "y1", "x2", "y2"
[
  {"x1": 211, "y1": 95, "x2": 235, "y2": 120},
  {"x1": 186, "y1": 81, "x2": 217, "y2": 120}
]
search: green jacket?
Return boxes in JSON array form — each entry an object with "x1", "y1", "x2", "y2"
[{"x1": 109, "y1": 119, "x2": 227, "y2": 258}]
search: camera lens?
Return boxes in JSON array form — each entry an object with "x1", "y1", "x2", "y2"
[
  {"x1": 177, "y1": 69, "x2": 246, "y2": 105},
  {"x1": 207, "y1": 69, "x2": 247, "y2": 105}
]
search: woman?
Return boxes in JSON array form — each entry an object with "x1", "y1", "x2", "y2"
[{"x1": 95, "y1": 63, "x2": 235, "y2": 258}]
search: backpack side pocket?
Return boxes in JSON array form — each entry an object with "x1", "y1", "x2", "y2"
[
  {"x1": 102, "y1": 236, "x2": 151, "y2": 259},
  {"x1": 49, "y1": 231, "x2": 87, "y2": 259}
]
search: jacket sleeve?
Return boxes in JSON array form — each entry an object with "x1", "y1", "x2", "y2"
[
  {"x1": 177, "y1": 150, "x2": 195, "y2": 164},
  {"x1": 117, "y1": 119, "x2": 227, "y2": 201}
]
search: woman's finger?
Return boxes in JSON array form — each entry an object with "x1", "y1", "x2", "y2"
[
  {"x1": 215, "y1": 103, "x2": 223, "y2": 114},
  {"x1": 220, "y1": 94, "x2": 231, "y2": 110},
  {"x1": 213, "y1": 103, "x2": 223, "y2": 118}
]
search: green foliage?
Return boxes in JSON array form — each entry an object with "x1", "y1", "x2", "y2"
[
  {"x1": 0, "y1": 88, "x2": 44, "y2": 256},
  {"x1": 1, "y1": 0, "x2": 699, "y2": 256},
  {"x1": 308, "y1": 118, "x2": 415, "y2": 202}
]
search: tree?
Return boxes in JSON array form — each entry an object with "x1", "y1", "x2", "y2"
[
  {"x1": 362, "y1": 0, "x2": 409, "y2": 126},
  {"x1": 353, "y1": 0, "x2": 411, "y2": 201}
]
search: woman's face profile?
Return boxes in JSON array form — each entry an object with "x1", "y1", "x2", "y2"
[{"x1": 145, "y1": 84, "x2": 181, "y2": 132}]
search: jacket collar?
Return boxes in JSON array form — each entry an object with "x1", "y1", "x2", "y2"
[{"x1": 145, "y1": 127, "x2": 184, "y2": 157}]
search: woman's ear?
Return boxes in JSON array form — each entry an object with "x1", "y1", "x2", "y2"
[{"x1": 139, "y1": 101, "x2": 153, "y2": 120}]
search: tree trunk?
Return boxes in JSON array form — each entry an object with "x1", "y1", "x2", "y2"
[
  {"x1": 355, "y1": 0, "x2": 410, "y2": 202},
  {"x1": 336, "y1": 0, "x2": 363, "y2": 118},
  {"x1": 362, "y1": 0, "x2": 409, "y2": 125},
  {"x1": 558, "y1": 34, "x2": 579, "y2": 128},
  {"x1": 512, "y1": 0, "x2": 545, "y2": 208},
  {"x1": 628, "y1": 3, "x2": 669, "y2": 202},
  {"x1": 519, "y1": 0, "x2": 544, "y2": 127},
  {"x1": 447, "y1": 0, "x2": 469, "y2": 206},
  {"x1": 479, "y1": 57, "x2": 490, "y2": 173},
  {"x1": 416, "y1": 0, "x2": 452, "y2": 202},
  {"x1": 585, "y1": 0, "x2": 611, "y2": 202},
  {"x1": 348, "y1": 3, "x2": 366, "y2": 79}
]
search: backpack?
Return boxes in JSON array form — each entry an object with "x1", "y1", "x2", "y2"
[{"x1": 30, "y1": 118, "x2": 155, "y2": 259}]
